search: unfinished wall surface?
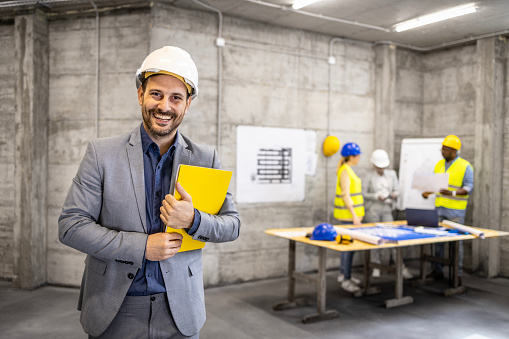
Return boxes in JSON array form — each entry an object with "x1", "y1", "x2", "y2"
[
  {"x1": 42, "y1": 3, "x2": 377, "y2": 287},
  {"x1": 421, "y1": 45, "x2": 477, "y2": 161},
  {"x1": 46, "y1": 9, "x2": 151, "y2": 286},
  {"x1": 1, "y1": 2, "x2": 507, "y2": 287},
  {"x1": 473, "y1": 37, "x2": 507, "y2": 277},
  {"x1": 503, "y1": 37, "x2": 509, "y2": 276},
  {"x1": 393, "y1": 48, "x2": 423, "y2": 171},
  {"x1": 0, "y1": 23, "x2": 15, "y2": 280}
]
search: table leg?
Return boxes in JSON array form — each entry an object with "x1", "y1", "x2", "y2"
[
  {"x1": 301, "y1": 247, "x2": 339, "y2": 323},
  {"x1": 385, "y1": 247, "x2": 413, "y2": 308},
  {"x1": 273, "y1": 240, "x2": 307, "y2": 310},
  {"x1": 358, "y1": 250, "x2": 380, "y2": 297},
  {"x1": 444, "y1": 241, "x2": 467, "y2": 296},
  {"x1": 420, "y1": 245, "x2": 426, "y2": 280}
]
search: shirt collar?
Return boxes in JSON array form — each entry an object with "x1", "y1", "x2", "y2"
[
  {"x1": 140, "y1": 123, "x2": 178, "y2": 155},
  {"x1": 446, "y1": 155, "x2": 459, "y2": 165}
]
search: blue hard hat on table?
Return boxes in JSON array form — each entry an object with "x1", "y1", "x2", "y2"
[
  {"x1": 341, "y1": 142, "x2": 361, "y2": 157},
  {"x1": 310, "y1": 223, "x2": 337, "y2": 241}
]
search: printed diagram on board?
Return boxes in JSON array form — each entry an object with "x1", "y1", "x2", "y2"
[
  {"x1": 256, "y1": 148, "x2": 292, "y2": 184},
  {"x1": 236, "y1": 125, "x2": 308, "y2": 203}
]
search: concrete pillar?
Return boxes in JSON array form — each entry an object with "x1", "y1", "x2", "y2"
[
  {"x1": 374, "y1": 44, "x2": 396, "y2": 163},
  {"x1": 13, "y1": 12, "x2": 49, "y2": 289},
  {"x1": 473, "y1": 36, "x2": 506, "y2": 277}
]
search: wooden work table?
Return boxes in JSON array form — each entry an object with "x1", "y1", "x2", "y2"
[{"x1": 265, "y1": 221, "x2": 509, "y2": 323}]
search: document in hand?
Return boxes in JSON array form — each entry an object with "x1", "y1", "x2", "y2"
[
  {"x1": 411, "y1": 172, "x2": 449, "y2": 192},
  {"x1": 165, "y1": 164, "x2": 233, "y2": 252}
]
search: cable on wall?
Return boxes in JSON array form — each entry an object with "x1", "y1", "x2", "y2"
[{"x1": 190, "y1": 0, "x2": 224, "y2": 156}]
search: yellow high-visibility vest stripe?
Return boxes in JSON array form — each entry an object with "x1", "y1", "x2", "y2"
[
  {"x1": 334, "y1": 164, "x2": 364, "y2": 219},
  {"x1": 434, "y1": 157, "x2": 472, "y2": 210}
]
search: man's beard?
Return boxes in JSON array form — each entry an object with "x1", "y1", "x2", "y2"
[{"x1": 142, "y1": 107, "x2": 182, "y2": 139}]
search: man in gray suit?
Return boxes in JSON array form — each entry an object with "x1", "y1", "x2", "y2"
[{"x1": 59, "y1": 46, "x2": 241, "y2": 338}]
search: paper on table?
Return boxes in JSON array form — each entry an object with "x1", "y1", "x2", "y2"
[
  {"x1": 411, "y1": 172, "x2": 449, "y2": 192},
  {"x1": 335, "y1": 227, "x2": 386, "y2": 246},
  {"x1": 273, "y1": 230, "x2": 308, "y2": 238},
  {"x1": 442, "y1": 220, "x2": 485, "y2": 239}
]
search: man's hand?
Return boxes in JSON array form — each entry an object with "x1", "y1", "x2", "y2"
[
  {"x1": 160, "y1": 182, "x2": 195, "y2": 230},
  {"x1": 422, "y1": 191, "x2": 432, "y2": 199},
  {"x1": 439, "y1": 189, "x2": 452, "y2": 195},
  {"x1": 353, "y1": 215, "x2": 362, "y2": 225},
  {"x1": 145, "y1": 232, "x2": 183, "y2": 261}
]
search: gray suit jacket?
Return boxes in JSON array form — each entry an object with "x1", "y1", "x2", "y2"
[{"x1": 58, "y1": 126, "x2": 241, "y2": 337}]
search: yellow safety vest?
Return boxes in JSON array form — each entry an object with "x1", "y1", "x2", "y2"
[
  {"x1": 334, "y1": 164, "x2": 365, "y2": 220},
  {"x1": 434, "y1": 157, "x2": 472, "y2": 210}
]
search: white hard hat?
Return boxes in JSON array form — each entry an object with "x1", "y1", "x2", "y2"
[
  {"x1": 370, "y1": 149, "x2": 390, "y2": 168},
  {"x1": 135, "y1": 46, "x2": 199, "y2": 99}
]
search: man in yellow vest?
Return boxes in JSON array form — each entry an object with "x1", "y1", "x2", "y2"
[{"x1": 422, "y1": 135, "x2": 474, "y2": 284}]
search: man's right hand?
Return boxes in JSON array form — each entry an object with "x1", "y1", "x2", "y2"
[{"x1": 145, "y1": 232, "x2": 183, "y2": 261}]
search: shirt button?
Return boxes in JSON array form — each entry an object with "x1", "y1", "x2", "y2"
[
  {"x1": 148, "y1": 273, "x2": 152, "y2": 277},
  {"x1": 127, "y1": 273, "x2": 134, "y2": 279},
  {"x1": 151, "y1": 296, "x2": 156, "y2": 301},
  {"x1": 156, "y1": 191, "x2": 160, "y2": 196}
]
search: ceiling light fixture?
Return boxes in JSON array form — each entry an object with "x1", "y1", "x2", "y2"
[
  {"x1": 394, "y1": 3, "x2": 477, "y2": 32},
  {"x1": 292, "y1": 0, "x2": 322, "y2": 10}
]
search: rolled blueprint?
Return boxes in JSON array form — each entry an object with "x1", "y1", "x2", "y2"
[
  {"x1": 334, "y1": 227, "x2": 385, "y2": 246},
  {"x1": 442, "y1": 220, "x2": 485, "y2": 239}
]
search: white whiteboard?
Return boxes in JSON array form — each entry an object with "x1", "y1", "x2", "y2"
[{"x1": 397, "y1": 138, "x2": 443, "y2": 210}]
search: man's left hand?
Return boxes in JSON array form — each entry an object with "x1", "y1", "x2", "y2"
[{"x1": 160, "y1": 183, "x2": 195, "y2": 229}]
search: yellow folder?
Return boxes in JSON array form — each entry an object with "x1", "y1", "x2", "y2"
[{"x1": 165, "y1": 164, "x2": 233, "y2": 252}]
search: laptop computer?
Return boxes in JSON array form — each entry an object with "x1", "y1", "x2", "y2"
[{"x1": 405, "y1": 208, "x2": 439, "y2": 228}]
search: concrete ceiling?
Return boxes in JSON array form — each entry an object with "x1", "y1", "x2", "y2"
[
  {"x1": 172, "y1": 0, "x2": 509, "y2": 49},
  {"x1": 1, "y1": 0, "x2": 508, "y2": 49}
]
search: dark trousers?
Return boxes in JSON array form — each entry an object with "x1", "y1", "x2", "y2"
[{"x1": 89, "y1": 293, "x2": 198, "y2": 339}]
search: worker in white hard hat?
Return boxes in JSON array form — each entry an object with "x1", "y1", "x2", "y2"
[
  {"x1": 59, "y1": 46, "x2": 240, "y2": 338},
  {"x1": 364, "y1": 149, "x2": 413, "y2": 280},
  {"x1": 422, "y1": 135, "x2": 473, "y2": 284}
]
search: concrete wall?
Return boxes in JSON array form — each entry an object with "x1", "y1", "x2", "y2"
[
  {"x1": 43, "y1": 4, "x2": 378, "y2": 287},
  {"x1": 394, "y1": 48, "x2": 423, "y2": 170},
  {"x1": 1, "y1": 2, "x2": 507, "y2": 288},
  {"x1": 503, "y1": 38, "x2": 509, "y2": 276},
  {"x1": 47, "y1": 9, "x2": 151, "y2": 286},
  {"x1": 0, "y1": 23, "x2": 16, "y2": 280}
]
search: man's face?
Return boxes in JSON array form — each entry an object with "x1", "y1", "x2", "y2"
[
  {"x1": 441, "y1": 145, "x2": 456, "y2": 161},
  {"x1": 138, "y1": 74, "x2": 191, "y2": 140},
  {"x1": 374, "y1": 165, "x2": 385, "y2": 175}
]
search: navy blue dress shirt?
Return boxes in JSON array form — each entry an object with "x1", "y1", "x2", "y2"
[{"x1": 127, "y1": 124, "x2": 202, "y2": 296}]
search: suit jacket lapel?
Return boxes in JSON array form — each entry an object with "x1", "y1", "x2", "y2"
[
  {"x1": 170, "y1": 132, "x2": 191, "y2": 195},
  {"x1": 127, "y1": 126, "x2": 147, "y2": 233}
]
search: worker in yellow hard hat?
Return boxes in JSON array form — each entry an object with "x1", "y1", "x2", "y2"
[{"x1": 422, "y1": 135, "x2": 474, "y2": 285}]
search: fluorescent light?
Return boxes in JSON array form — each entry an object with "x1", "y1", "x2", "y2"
[
  {"x1": 394, "y1": 3, "x2": 477, "y2": 32},
  {"x1": 292, "y1": 0, "x2": 322, "y2": 10}
]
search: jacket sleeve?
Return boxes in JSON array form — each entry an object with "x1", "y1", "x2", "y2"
[
  {"x1": 191, "y1": 149, "x2": 241, "y2": 244},
  {"x1": 363, "y1": 172, "x2": 378, "y2": 201},
  {"x1": 58, "y1": 140, "x2": 147, "y2": 266}
]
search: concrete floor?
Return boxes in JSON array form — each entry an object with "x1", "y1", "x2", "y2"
[{"x1": 1, "y1": 265, "x2": 509, "y2": 339}]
